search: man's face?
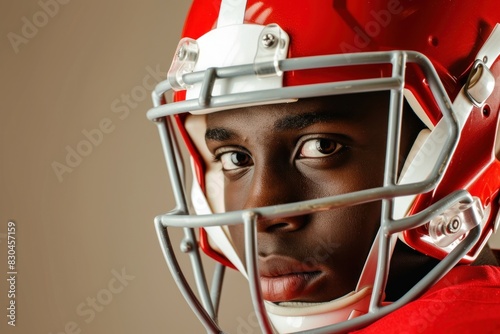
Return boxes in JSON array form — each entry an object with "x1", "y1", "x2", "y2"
[{"x1": 205, "y1": 92, "x2": 395, "y2": 303}]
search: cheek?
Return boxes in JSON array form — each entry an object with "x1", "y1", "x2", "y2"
[
  {"x1": 223, "y1": 171, "x2": 254, "y2": 212},
  {"x1": 303, "y1": 202, "x2": 382, "y2": 286},
  {"x1": 228, "y1": 224, "x2": 246, "y2": 259},
  {"x1": 324, "y1": 202, "x2": 381, "y2": 247},
  {"x1": 297, "y1": 152, "x2": 387, "y2": 198},
  {"x1": 227, "y1": 202, "x2": 382, "y2": 266},
  {"x1": 305, "y1": 166, "x2": 384, "y2": 199},
  {"x1": 224, "y1": 185, "x2": 245, "y2": 211}
]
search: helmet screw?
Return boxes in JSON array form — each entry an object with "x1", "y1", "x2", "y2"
[
  {"x1": 446, "y1": 218, "x2": 461, "y2": 234},
  {"x1": 180, "y1": 239, "x2": 194, "y2": 253},
  {"x1": 262, "y1": 33, "x2": 277, "y2": 48}
]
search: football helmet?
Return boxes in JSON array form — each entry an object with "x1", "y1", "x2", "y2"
[{"x1": 147, "y1": 0, "x2": 500, "y2": 333}]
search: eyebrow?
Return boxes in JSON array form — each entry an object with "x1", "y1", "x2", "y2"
[
  {"x1": 205, "y1": 127, "x2": 235, "y2": 141},
  {"x1": 205, "y1": 110, "x2": 346, "y2": 142}
]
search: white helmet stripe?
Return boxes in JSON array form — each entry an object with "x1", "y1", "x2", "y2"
[{"x1": 217, "y1": 0, "x2": 248, "y2": 27}]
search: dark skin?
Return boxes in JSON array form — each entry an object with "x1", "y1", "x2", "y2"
[{"x1": 204, "y1": 92, "x2": 451, "y2": 303}]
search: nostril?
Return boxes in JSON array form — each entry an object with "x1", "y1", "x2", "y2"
[
  {"x1": 266, "y1": 222, "x2": 290, "y2": 232},
  {"x1": 260, "y1": 218, "x2": 309, "y2": 233},
  {"x1": 255, "y1": 212, "x2": 309, "y2": 233}
]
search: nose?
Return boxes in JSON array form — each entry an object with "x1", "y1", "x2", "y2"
[{"x1": 242, "y1": 163, "x2": 308, "y2": 233}]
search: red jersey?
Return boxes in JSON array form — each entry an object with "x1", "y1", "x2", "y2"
[{"x1": 354, "y1": 265, "x2": 500, "y2": 334}]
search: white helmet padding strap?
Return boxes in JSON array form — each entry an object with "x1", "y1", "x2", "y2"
[
  {"x1": 187, "y1": 115, "x2": 247, "y2": 277},
  {"x1": 217, "y1": 0, "x2": 247, "y2": 28}
]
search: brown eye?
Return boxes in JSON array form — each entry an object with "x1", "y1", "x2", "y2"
[
  {"x1": 300, "y1": 138, "x2": 343, "y2": 158},
  {"x1": 220, "y1": 151, "x2": 252, "y2": 170}
]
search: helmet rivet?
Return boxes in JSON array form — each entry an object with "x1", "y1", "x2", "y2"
[
  {"x1": 180, "y1": 239, "x2": 194, "y2": 253},
  {"x1": 262, "y1": 33, "x2": 277, "y2": 48},
  {"x1": 446, "y1": 218, "x2": 461, "y2": 234}
]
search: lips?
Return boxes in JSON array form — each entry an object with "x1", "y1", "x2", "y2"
[{"x1": 259, "y1": 255, "x2": 323, "y2": 302}]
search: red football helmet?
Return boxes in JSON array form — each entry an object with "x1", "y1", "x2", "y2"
[{"x1": 147, "y1": 1, "x2": 500, "y2": 332}]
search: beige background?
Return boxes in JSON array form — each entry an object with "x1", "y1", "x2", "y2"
[
  {"x1": 2, "y1": 1, "x2": 500, "y2": 334},
  {"x1": 0, "y1": 1, "x2": 254, "y2": 334}
]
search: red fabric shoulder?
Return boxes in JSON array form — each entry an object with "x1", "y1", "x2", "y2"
[{"x1": 353, "y1": 265, "x2": 500, "y2": 334}]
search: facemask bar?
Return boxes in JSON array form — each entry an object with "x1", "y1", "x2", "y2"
[
  {"x1": 243, "y1": 193, "x2": 481, "y2": 334},
  {"x1": 148, "y1": 50, "x2": 473, "y2": 333},
  {"x1": 150, "y1": 51, "x2": 423, "y2": 118},
  {"x1": 153, "y1": 114, "x2": 223, "y2": 330}
]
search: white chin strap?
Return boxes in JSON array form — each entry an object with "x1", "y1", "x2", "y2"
[
  {"x1": 264, "y1": 286, "x2": 372, "y2": 333},
  {"x1": 264, "y1": 227, "x2": 394, "y2": 333}
]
